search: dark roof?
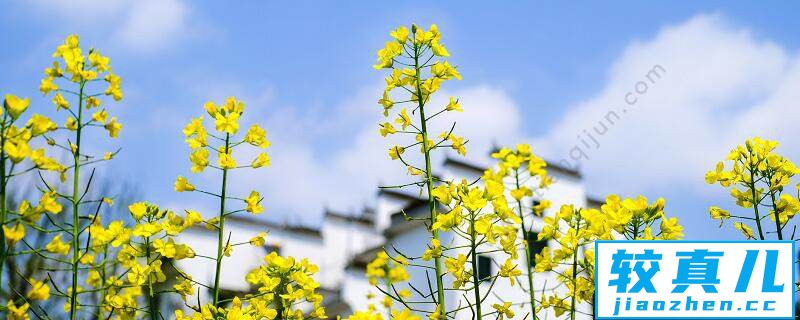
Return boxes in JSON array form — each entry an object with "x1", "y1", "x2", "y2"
[
  {"x1": 377, "y1": 188, "x2": 423, "y2": 201},
  {"x1": 324, "y1": 209, "x2": 373, "y2": 225},
  {"x1": 346, "y1": 244, "x2": 385, "y2": 269},
  {"x1": 383, "y1": 198, "x2": 435, "y2": 237},
  {"x1": 192, "y1": 214, "x2": 322, "y2": 237},
  {"x1": 586, "y1": 195, "x2": 604, "y2": 209}
]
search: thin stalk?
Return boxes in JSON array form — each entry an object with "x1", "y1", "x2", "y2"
[
  {"x1": 69, "y1": 80, "x2": 86, "y2": 320},
  {"x1": 145, "y1": 236, "x2": 158, "y2": 320},
  {"x1": 212, "y1": 133, "x2": 230, "y2": 307},
  {"x1": 468, "y1": 210, "x2": 482, "y2": 320},
  {"x1": 631, "y1": 218, "x2": 639, "y2": 240},
  {"x1": 0, "y1": 116, "x2": 7, "y2": 305},
  {"x1": 514, "y1": 169, "x2": 537, "y2": 320},
  {"x1": 412, "y1": 39, "x2": 447, "y2": 314},
  {"x1": 748, "y1": 169, "x2": 766, "y2": 240},
  {"x1": 766, "y1": 172, "x2": 783, "y2": 240},
  {"x1": 569, "y1": 217, "x2": 581, "y2": 320},
  {"x1": 95, "y1": 246, "x2": 109, "y2": 319}
]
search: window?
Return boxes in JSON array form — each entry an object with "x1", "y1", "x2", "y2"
[
  {"x1": 477, "y1": 255, "x2": 492, "y2": 281},
  {"x1": 263, "y1": 244, "x2": 280, "y2": 255},
  {"x1": 525, "y1": 231, "x2": 548, "y2": 263},
  {"x1": 531, "y1": 199, "x2": 542, "y2": 216}
]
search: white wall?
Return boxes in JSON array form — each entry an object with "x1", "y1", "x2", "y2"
[{"x1": 321, "y1": 216, "x2": 384, "y2": 288}]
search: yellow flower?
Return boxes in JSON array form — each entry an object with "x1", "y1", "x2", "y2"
[
  {"x1": 215, "y1": 112, "x2": 240, "y2": 134},
  {"x1": 4, "y1": 94, "x2": 30, "y2": 119},
  {"x1": 430, "y1": 61, "x2": 460, "y2": 80},
  {"x1": 174, "y1": 278, "x2": 194, "y2": 302},
  {"x1": 128, "y1": 202, "x2": 148, "y2": 220},
  {"x1": 190, "y1": 149, "x2": 210, "y2": 172},
  {"x1": 7, "y1": 301, "x2": 30, "y2": 320},
  {"x1": 492, "y1": 302, "x2": 514, "y2": 320},
  {"x1": 390, "y1": 26, "x2": 409, "y2": 43},
  {"x1": 218, "y1": 152, "x2": 237, "y2": 169},
  {"x1": 245, "y1": 124, "x2": 270, "y2": 148},
  {"x1": 203, "y1": 101, "x2": 219, "y2": 116},
  {"x1": 65, "y1": 117, "x2": 77, "y2": 130},
  {"x1": 3, "y1": 223, "x2": 25, "y2": 245},
  {"x1": 378, "y1": 90, "x2": 394, "y2": 116},
  {"x1": 445, "y1": 96, "x2": 462, "y2": 112},
  {"x1": 92, "y1": 110, "x2": 108, "y2": 123},
  {"x1": 659, "y1": 217, "x2": 684, "y2": 240},
  {"x1": 174, "y1": 176, "x2": 195, "y2": 192},
  {"x1": 708, "y1": 206, "x2": 730, "y2": 227},
  {"x1": 461, "y1": 187, "x2": 487, "y2": 212},
  {"x1": 52, "y1": 93, "x2": 70, "y2": 111},
  {"x1": 734, "y1": 222, "x2": 755, "y2": 239},
  {"x1": 45, "y1": 234, "x2": 70, "y2": 255},
  {"x1": 498, "y1": 259, "x2": 522, "y2": 286},
  {"x1": 88, "y1": 50, "x2": 110, "y2": 72},
  {"x1": 373, "y1": 41, "x2": 403, "y2": 69},
  {"x1": 388, "y1": 145, "x2": 404, "y2": 160},
  {"x1": 245, "y1": 191, "x2": 264, "y2": 214},
  {"x1": 45, "y1": 60, "x2": 63, "y2": 78},
  {"x1": 40, "y1": 77, "x2": 58, "y2": 95},
  {"x1": 5, "y1": 140, "x2": 31, "y2": 163},
  {"x1": 104, "y1": 117, "x2": 122, "y2": 138},
  {"x1": 379, "y1": 122, "x2": 396, "y2": 137},
  {"x1": 26, "y1": 278, "x2": 50, "y2": 301},
  {"x1": 105, "y1": 73, "x2": 123, "y2": 101},
  {"x1": 250, "y1": 232, "x2": 267, "y2": 246},
  {"x1": 421, "y1": 239, "x2": 442, "y2": 261},
  {"x1": 445, "y1": 254, "x2": 469, "y2": 289},
  {"x1": 391, "y1": 309, "x2": 419, "y2": 320},
  {"x1": 252, "y1": 152, "x2": 270, "y2": 168},
  {"x1": 394, "y1": 108, "x2": 412, "y2": 130},
  {"x1": 132, "y1": 222, "x2": 162, "y2": 237},
  {"x1": 431, "y1": 41, "x2": 450, "y2": 57},
  {"x1": 85, "y1": 96, "x2": 101, "y2": 109},
  {"x1": 27, "y1": 114, "x2": 57, "y2": 136}
]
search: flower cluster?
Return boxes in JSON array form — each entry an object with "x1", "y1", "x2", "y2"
[
  {"x1": 172, "y1": 98, "x2": 328, "y2": 319},
  {"x1": 375, "y1": 24, "x2": 465, "y2": 166},
  {"x1": 485, "y1": 144, "x2": 552, "y2": 319},
  {"x1": 371, "y1": 23, "x2": 465, "y2": 319},
  {"x1": 5, "y1": 34, "x2": 129, "y2": 320},
  {"x1": 534, "y1": 205, "x2": 596, "y2": 318},
  {"x1": 362, "y1": 251, "x2": 414, "y2": 318},
  {"x1": 706, "y1": 137, "x2": 800, "y2": 240},
  {"x1": 179, "y1": 252, "x2": 327, "y2": 320}
]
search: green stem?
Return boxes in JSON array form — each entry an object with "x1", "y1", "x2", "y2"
[
  {"x1": 412, "y1": 37, "x2": 447, "y2": 315},
  {"x1": 145, "y1": 237, "x2": 158, "y2": 320},
  {"x1": 765, "y1": 171, "x2": 784, "y2": 240},
  {"x1": 69, "y1": 81, "x2": 86, "y2": 320},
  {"x1": 468, "y1": 210, "x2": 482, "y2": 320},
  {"x1": 569, "y1": 216, "x2": 581, "y2": 320},
  {"x1": 748, "y1": 169, "x2": 766, "y2": 240},
  {"x1": 514, "y1": 170, "x2": 537, "y2": 320},
  {"x1": 212, "y1": 133, "x2": 230, "y2": 307},
  {"x1": 0, "y1": 117, "x2": 7, "y2": 308},
  {"x1": 95, "y1": 246, "x2": 109, "y2": 319}
]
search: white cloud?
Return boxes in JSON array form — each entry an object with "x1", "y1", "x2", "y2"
[
  {"x1": 532, "y1": 13, "x2": 799, "y2": 196},
  {"x1": 114, "y1": 0, "x2": 189, "y2": 52},
  {"x1": 26, "y1": 0, "x2": 190, "y2": 52}
]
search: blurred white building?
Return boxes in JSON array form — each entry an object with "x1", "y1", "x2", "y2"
[{"x1": 176, "y1": 155, "x2": 600, "y2": 319}]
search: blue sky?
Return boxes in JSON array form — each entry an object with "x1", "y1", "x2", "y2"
[{"x1": 2, "y1": 1, "x2": 799, "y2": 239}]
